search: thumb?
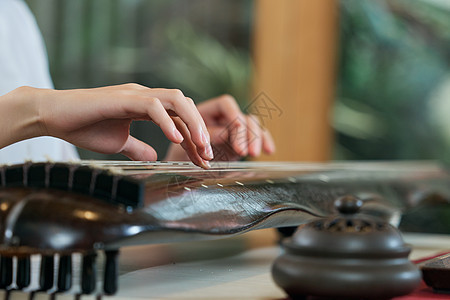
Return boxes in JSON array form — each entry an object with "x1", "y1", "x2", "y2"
[{"x1": 120, "y1": 135, "x2": 158, "y2": 161}]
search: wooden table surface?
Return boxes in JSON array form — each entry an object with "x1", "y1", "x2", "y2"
[{"x1": 4, "y1": 229, "x2": 450, "y2": 300}]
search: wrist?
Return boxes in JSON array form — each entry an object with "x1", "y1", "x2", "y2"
[{"x1": 0, "y1": 86, "x2": 46, "y2": 148}]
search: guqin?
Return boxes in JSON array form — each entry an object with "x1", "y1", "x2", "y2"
[{"x1": 0, "y1": 160, "x2": 449, "y2": 298}]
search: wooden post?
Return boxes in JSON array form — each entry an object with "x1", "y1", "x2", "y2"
[{"x1": 251, "y1": 0, "x2": 337, "y2": 161}]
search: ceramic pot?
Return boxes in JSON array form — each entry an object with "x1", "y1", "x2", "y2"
[{"x1": 272, "y1": 195, "x2": 421, "y2": 299}]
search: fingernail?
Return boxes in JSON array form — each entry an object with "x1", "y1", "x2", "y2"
[
  {"x1": 174, "y1": 128, "x2": 183, "y2": 142},
  {"x1": 267, "y1": 142, "x2": 275, "y2": 154},
  {"x1": 201, "y1": 130, "x2": 209, "y2": 145},
  {"x1": 269, "y1": 140, "x2": 276, "y2": 152},
  {"x1": 239, "y1": 142, "x2": 248, "y2": 156},
  {"x1": 204, "y1": 144, "x2": 214, "y2": 160},
  {"x1": 252, "y1": 147, "x2": 261, "y2": 157},
  {"x1": 202, "y1": 160, "x2": 211, "y2": 169}
]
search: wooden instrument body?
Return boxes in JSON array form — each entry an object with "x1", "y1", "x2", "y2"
[
  {"x1": 1, "y1": 161, "x2": 449, "y2": 252},
  {"x1": 0, "y1": 160, "x2": 449, "y2": 297}
]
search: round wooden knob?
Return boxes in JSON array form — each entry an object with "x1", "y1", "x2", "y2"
[{"x1": 334, "y1": 195, "x2": 363, "y2": 214}]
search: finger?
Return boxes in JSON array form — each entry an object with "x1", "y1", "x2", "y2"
[
  {"x1": 262, "y1": 128, "x2": 276, "y2": 154},
  {"x1": 184, "y1": 97, "x2": 214, "y2": 160},
  {"x1": 208, "y1": 126, "x2": 228, "y2": 145},
  {"x1": 212, "y1": 143, "x2": 241, "y2": 161},
  {"x1": 185, "y1": 97, "x2": 209, "y2": 140},
  {"x1": 207, "y1": 126, "x2": 243, "y2": 161},
  {"x1": 172, "y1": 117, "x2": 211, "y2": 169},
  {"x1": 229, "y1": 117, "x2": 248, "y2": 156},
  {"x1": 147, "y1": 89, "x2": 210, "y2": 150},
  {"x1": 141, "y1": 97, "x2": 184, "y2": 144},
  {"x1": 120, "y1": 136, "x2": 158, "y2": 161},
  {"x1": 105, "y1": 83, "x2": 148, "y2": 91},
  {"x1": 247, "y1": 115, "x2": 262, "y2": 157},
  {"x1": 197, "y1": 94, "x2": 243, "y2": 125},
  {"x1": 179, "y1": 141, "x2": 211, "y2": 169},
  {"x1": 102, "y1": 96, "x2": 184, "y2": 144},
  {"x1": 208, "y1": 124, "x2": 246, "y2": 158},
  {"x1": 197, "y1": 94, "x2": 247, "y2": 155}
]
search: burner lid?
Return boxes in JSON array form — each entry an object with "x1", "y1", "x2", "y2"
[{"x1": 286, "y1": 195, "x2": 410, "y2": 258}]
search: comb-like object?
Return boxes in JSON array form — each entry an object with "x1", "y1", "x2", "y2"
[{"x1": 0, "y1": 160, "x2": 449, "y2": 298}]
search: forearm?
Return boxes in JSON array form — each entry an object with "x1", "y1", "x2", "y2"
[
  {"x1": 0, "y1": 86, "x2": 45, "y2": 148},
  {"x1": 0, "y1": 84, "x2": 239, "y2": 167}
]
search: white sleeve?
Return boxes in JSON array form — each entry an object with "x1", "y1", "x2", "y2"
[{"x1": 0, "y1": 0, "x2": 79, "y2": 163}]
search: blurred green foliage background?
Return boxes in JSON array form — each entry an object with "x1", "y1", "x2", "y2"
[
  {"x1": 335, "y1": 0, "x2": 450, "y2": 162},
  {"x1": 335, "y1": 0, "x2": 450, "y2": 233}
]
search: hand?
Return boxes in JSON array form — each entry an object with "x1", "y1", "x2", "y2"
[
  {"x1": 1, "y1": 84, "x2": 213, "y2": 167},
  {"x1": 165, "y1": 94, "x2": 275, "y2": 163}
]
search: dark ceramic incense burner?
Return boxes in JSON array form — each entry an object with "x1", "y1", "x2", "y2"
[{"x1": 272, "y1": 195, "x2": 421, "y2": 299}]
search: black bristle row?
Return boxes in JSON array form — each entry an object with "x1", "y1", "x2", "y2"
[
  {"x1": 81, "y1": 253, "x2": 97, "y2": 294},
  {"x1": 39, "y1": 255, "x2": 54, "y2": 291},
  {"x1": 0, "y1": 162, "x2": 129, "y2": 297},
  {"x1": 0, "y1": 163, "x2": 143, "y2": 209},
  {"x1": 0, "y1": 249, "x2": 120, "y2": 297},
  {"x1": 103, "y1": 250, "x2": 119, "y2": 295},
  {"x1": 0, "y1": 257, "x2": 13, "y2": 288},
  {"x1": 57, "y1": 254, "x2": 72, "y2": 292},
  {"x1": 16, "y1": 257, "x2": 31, "y2": 289}
]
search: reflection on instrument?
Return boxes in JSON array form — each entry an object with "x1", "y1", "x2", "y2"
[{"x1": 0, "y1": 160, "x2": 449, "y2": 298}]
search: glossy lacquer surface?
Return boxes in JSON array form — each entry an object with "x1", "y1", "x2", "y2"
[{"x1": 0, "y1": 161, "x2": 449, "y2": 252}]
